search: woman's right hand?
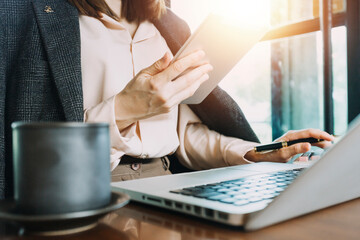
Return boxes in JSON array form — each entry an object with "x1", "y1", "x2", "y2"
[{"x1": 114, "y1": 50, "x2": 213, "y2": 129}]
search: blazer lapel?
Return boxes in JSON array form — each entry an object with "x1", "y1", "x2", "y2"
[{"x1": 32, "y1": 0, "x2": 83, "y2": 121}]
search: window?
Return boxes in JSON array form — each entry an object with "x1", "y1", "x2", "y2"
[{"x1": 172, "y1": 0, "x2": 356, "y2": 142}]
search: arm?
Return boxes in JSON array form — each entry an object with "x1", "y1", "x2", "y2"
[
  {"x1": 176, "y1": 105, "x2": 258, "y2": 170},
  {"x1": 176, "y1": 105, "x2": 334, "y2": 169},
  {"x1": 85, "y1": 50, "x2": 213, "y2": 169}
]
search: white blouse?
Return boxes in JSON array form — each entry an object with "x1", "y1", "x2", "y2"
[{"x1": 80, "y1": 14, "x2": 257, "y2": 171}]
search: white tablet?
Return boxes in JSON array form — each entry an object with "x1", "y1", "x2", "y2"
[{"x1": 173, "y1": 14, "x2": 268, "y2": 104}]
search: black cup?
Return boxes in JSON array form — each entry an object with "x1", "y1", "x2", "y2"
[{"x1": 12, "y1": 122, "x2": 111, "y2": 215}]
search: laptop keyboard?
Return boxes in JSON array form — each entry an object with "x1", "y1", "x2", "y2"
[{"x1": 170, "y1": 168, "x2": 304, "y2": 207}]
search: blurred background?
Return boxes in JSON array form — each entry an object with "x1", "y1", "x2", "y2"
[{"x1": 170, "y1": 0, "x2": 357, "y2": 143}]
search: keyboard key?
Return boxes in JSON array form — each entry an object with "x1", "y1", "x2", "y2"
[
  {"x1": 220, "y1": 183, "x2": 235, "y2": 188},
  {"x1": 222, "y1": 179, "x2": 241, "y2": 184},
  {"x1": 284, "y1": 176, "x2": 295, "y2": 181},
  {"x1": 254, "y1": 184, "x2": 266, "y2": 188},
  {"x1": 239, "y1": 188, "x2": 255, "y2": 194},
  {"x1": 179, "y1": 188, "x2": 216, "y2": 196},
  {"x1": 204, "y1": 184, "x2": 216, "y2": 188},
  {"x1": 248, "y1": 197, "x2": 263, "y2": 203},
  {"x1": 262, "y1": 194, "x2": 276, "y2": 200},
  {"x1": 207, "y1": 194, "x2": 229, "y2": 201},
  {"x1": 220, "y1": 198, "x2": 237, "y2": 204},
  {"x1": 226, "y1": 191, "x2": 241, "y2": 196},
  {"x1": 194, "y1": 192, "x2": 220, "y2": 199},
  {"x1": 264, "y1": 180, "x2": 277, "y2": 185},
  {"x1": 251, "y1": 186, "x2": 268, "y2": 191},
  {"x1": 265, "y1": 184, "x2": 278, "y2": 189},
  {"x1": 217, "y1": 188, "x2": 232, "y2": 193},
  {"x1": 196, "y1": 189, "x2": 217, "y2": 193},
  {"x1": 262, "y1": 190, "x2": 277, "y2": 195},
  {"x1": 274, "y1": 187, "x2": 285, "y2": 192},
  {"x1": 233, "y1": 194, "x2": 247, "y2": 199},
  {"x1": 234, "y1": 200, "x2": 250, "y2": 206},
  {"x1": 259, "y1": 174, "x2": 272, "y2": 179},
  {"x1": 229, "y1": 180, "x2": 246, "y2": 185}
]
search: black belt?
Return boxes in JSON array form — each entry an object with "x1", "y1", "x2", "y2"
[
  {"x1": 118, "y1": 155, "x2": 154, "y2": 164},
  {"x1": 119, "y1": 155, "x2": 169, "y2": 171}
]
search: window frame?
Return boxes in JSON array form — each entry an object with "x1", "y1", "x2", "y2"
[
  {"x1": 169, "y1": 0, "x2": 359, "y2": 137},
  {"x1": 259, "y1": 0, "x2": 359, "y2": 137}
]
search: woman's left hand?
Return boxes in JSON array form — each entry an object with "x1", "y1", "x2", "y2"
[{"x1": 244, "y1": 129, "x2": 335, "y2": 163}]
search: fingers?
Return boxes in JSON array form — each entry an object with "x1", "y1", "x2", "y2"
[
  {"x1": 260, "y1": 143, "x2": 310, "y2": 163},
  {"x1": 313, "y1": 141, "x2": 333, "y2": 149},
  {"x1": 247, "y1": 128, "x2": 335, "y2": 164},
  {"x1": 170, "y1": 63, "x2": 213, "y2": 94},
  {"x1": 166, "y1": 73, "x2": 210, "y2": 107},
  {"x1": 279, "y1": 129, "x2": 335, "y2": 142},
  {"x1": 153, "y1": 61, "x2": 212, "y2": 106},
  {"x1": 276, "y1": 128, "x2": 335, "y2": 150},
  {"x1": 142, "y1": 52, "x2": 172, "y2": 76},
  {"x1": 276, "y1": 143, "x2": 311, "y2": 162},
  {"x1": 160, "y1": 50, "x2": 206, "y2": 82},
  {"x1": 246, "y1": 142, "x2": 311, "y2": 163}
]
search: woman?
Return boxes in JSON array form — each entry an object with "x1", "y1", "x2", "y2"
[{"x1": 0, "y1": 0, "x2": 333, "y2": 198}]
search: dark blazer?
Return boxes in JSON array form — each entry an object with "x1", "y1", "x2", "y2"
[
  {"x1": 0, "y1": 11, "x2": 6, "y2": 199},
  {"x1": 0, "y1": 0, "x2": 259, "y2": 199}
]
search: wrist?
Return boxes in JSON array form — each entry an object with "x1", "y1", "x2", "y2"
[
  {"x1": 244, "y1": 149, "x2": 259, "y2": 163},
  {"x1": 115, "y1": 92, "x2": 137, "y2": 131}
]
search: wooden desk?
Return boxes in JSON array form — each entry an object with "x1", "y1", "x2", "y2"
[{"x1": 1, "y1": 198, "x2": 359, "y2": 240}]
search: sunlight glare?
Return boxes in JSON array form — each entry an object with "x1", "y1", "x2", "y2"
[{"x1": 209, "y1": 0, "x2": 270, "y2": 29}]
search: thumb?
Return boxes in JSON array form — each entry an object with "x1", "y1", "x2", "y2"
[{"x1": 143, "y1": 52, "x2": 172, "y2": 75}]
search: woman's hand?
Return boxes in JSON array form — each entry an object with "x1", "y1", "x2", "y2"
[
  {"x1": 115, "y1": 50, "x2": 212, "y2": 129},
  {"x1": 244, "y1": 129, "x2": 335, "y2": 163}
]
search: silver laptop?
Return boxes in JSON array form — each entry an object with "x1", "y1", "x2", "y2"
[{"x1": 112, "y1": 115, "x2": 360, "y2": 231}]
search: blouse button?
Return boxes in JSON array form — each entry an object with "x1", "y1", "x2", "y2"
[{"x1": 131, "y1": 163, "x2": 140, "y2": 171}]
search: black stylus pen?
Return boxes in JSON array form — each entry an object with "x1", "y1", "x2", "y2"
[{"x1": 254, "y1": 137, "x2": 324, "y2": 152}]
